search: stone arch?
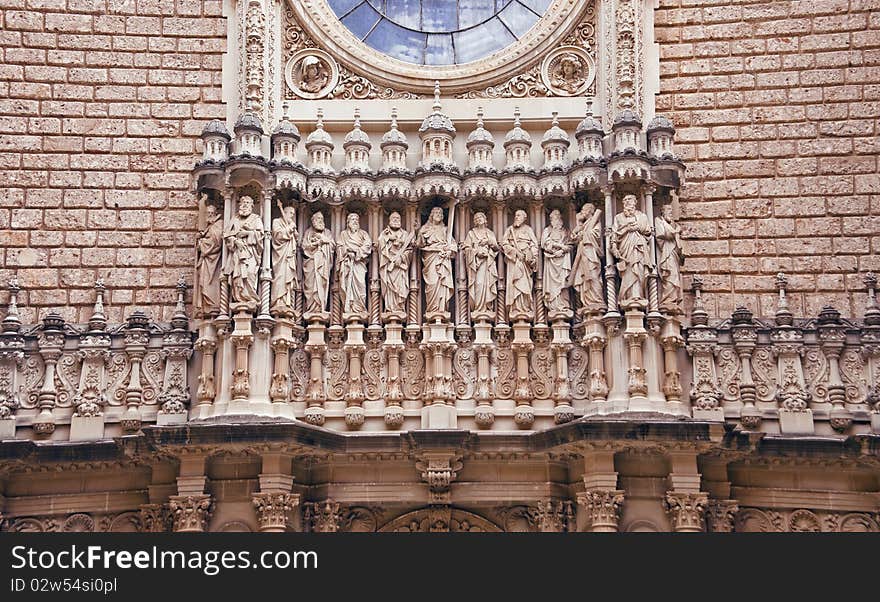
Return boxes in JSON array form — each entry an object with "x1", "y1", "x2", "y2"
[{"x1": 379, "y1": 508, "x2": 503, "y2": 533}]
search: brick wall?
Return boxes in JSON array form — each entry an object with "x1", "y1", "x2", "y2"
[
  {"x1": 0, "y1": 0, "x2": 225, "y2": 323},
  {"x1": 656, "y1": 0, "x2": 880, "y2": 319}
]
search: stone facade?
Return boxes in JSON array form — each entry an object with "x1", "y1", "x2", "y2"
[
  {"x1": 0, "y1": 0, "x2": 226, "y2": 324},
  {"x1": 656, "y1": 0, "x2": 880, "y2": 318},
  {"x1": 0, "y1": 0, "x2": 878, "y2": 532}
]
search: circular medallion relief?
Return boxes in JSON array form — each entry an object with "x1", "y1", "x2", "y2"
[
  {"x1": 285, "y1": 48, "x2": 340, "y2": 100},
  {"x1": 540, "y1": 46, "x2": 594, "y2": 96},
  {"x1": 289, "y1": 0, "x2": 592, "y2": 92}
]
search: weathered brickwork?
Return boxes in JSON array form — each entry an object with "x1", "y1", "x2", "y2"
[
  {"x1": 0, "y1": 0, "x2": 225, "y2": 323},
  {"x1": 656, "y1": 0, "x2": 880, "y2": 318}
]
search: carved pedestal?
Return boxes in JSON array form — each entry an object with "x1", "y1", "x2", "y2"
[
  {"x1": 584, "y1": 316, "x2": 609, "y2": 413},
  {"x1": 383, "y1": 315, "x2": 405, "y2": 429},
  {"x1": 421, "y1": 319, "x2": 456, "y2": 429},
  {"x1": 473, "y1": 320, "x2": 495, "y2": 428},
  {"x1": 551, "y1": 319, "x2": 575, "y2": 424},
  {"x1": 660, "y1": 317, "x2": 685, "y2": 415},
  {"x1": 269, "y1": 319, "x2": 295, "y2": 407},
  {"x1": 512, "y1": 320, "x2": 534, "y2": 428},
  {"x1": 623, "y1": 308, "x2": 649, "y2": 411},
  {"x1": 229, "y1": 310, "x2": 254, "y2": 405},
  {"x1": 33, "y1": 313, "x2": 66, "y2": 436},
  {"x1": 344, "y1": 318, "x2": 366, "y2": 430},
  {"x1": 303, "y1": 314, "x2": 328, "y2": 426},
  {"x1": 193, "y1": 324, "x2": 218, "y2": 419}
]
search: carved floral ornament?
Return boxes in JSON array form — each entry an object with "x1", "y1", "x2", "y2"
[{"x1": 283, "y1": 0, "x2": 598, "y2": 99}]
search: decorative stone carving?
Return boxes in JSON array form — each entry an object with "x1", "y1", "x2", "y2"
[
  {"x1": 302, "y1": 211, "x2": 335, "y2": 316},
  {"x1": 270, "y1": 203, "x2": 299, "y2": 316},
  {"x1": 663, "y1": 492, "x2": 708, "y2": 533},
  {"x1": 610, "y1": 194, "x2": 652, "y2": 309},
  {"x1": 417, "y1": 206, "x2": 457, "y2": 320},
  {"x1": 706, "y1": 500, "x2": 739, "y2": 533},
  {"x1": 336, "y1": 212, "x2": 372, "y2": 318},
  {"x1": 416, "y1": 452, "x2": 463, "y2": 505},
  {"x1": 252, "y1": 492, "x2": 300, "y2": 532},
  {"x1": 569, "y1": 204, "x2": 604, "y2": 316},
  {"x1": 529, "y1": 500, "x2": 574, "y2": 532},
  {"x1": 168, "y1": 495, "x2": 213, "y2": 533},
  {"x1": 194, "y1": 201, "x2": 224, "y2": 318},
  {"x1": 378, "y1": 211, "x2": 414, "y2": 316},
  {"x1": 615, "y1": 0, "x2": 636, "y2": 110},
  {"x1": 139, "y1": 503, "x2": 170, "y2": 533},
  {"x1": 541, "y1": 209, "x2": 572, "y2": 320},
  {"x1": 501, "y1": 210, "x2": 539, "y2": 322},
  {"x1": 223, "y1": 195, "x2": 264, "y2": 312},
  {"x1": 654, "y1": 204, "x2": 683, "y2": 314},
  {"x1": 304, "y1": 500, "x2": 342, "y2": 533},
  {"x1": 541, "y1": 46, "x2": 595, "y2": 96},
  {"x1": 244, "y1": 0, "x2": 265, "y2": 113},
  {"x1": 577, "y1": 489, "x2": 624, "y2": 532},
  {"x1": 285, "y1": 48, "x2": 338, "y2": 99},
  {"x1": 461, "y1": 211, "x2": 499, "y2": 319}
]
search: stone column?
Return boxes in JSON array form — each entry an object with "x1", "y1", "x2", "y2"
[
  {"x1": 664, "y1": 449, "x2": 706, "y2": 532},
  {"x1": 252, "y1": 452, "x2": 300, "y2": 532},
  {"x1": 687, "y1": 276, "x2": 723, "y2": 421},
  {"x1": 383, "y1": 317, "x2": 405, "y2": 428},
  {"x1": 303, "y1": 317, "x2": 327, "y2": 426},
  {"x1": 732, "y1": 307, "x2": 760, "y2": 429},
  {"x1": 577, "y1": 449, "x2": 624, "y2": 532},
  {"x1": 34, "y1": 312, "x2": 65, "y2": 435},
  {"x1": 121, "y1": 311, "x2": 149, "y2": 433},
  {"x1": 512, "y1": 322, "x2": 534, "y2": 428},
  {"x1": 0, "y1": 279, "x2": 24, "y2": 438},
  {"x1": 169, "y1": 453, "x2": 212, "y2": 532},
  {"x1": 818, "y1": 306, "x2": 852, "y2": 433}
]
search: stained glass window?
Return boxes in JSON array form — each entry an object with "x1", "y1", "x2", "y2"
[{"x1": 327, "y1": 0, "x2": 548, "y2": 65}]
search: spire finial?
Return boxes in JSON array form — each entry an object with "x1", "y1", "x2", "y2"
[
  {"x1": 552, "y1": 111, "x2": 559, "y2": 127},
  {"x1": 353, "y1": 107, "x2": 361, "y2": 129},
  {"x1": 476, "y1": 106, "x2": 484, "y2": 128},
  {"x1": 316, "y1": 107, "x2": 324, "y2": 129},
  {"x1": 690, "y1": 275, "x2": 708, "y2": 326},
  {"x1": 433, "y1": 80, "x2": 441, "y2": 112},
  {"x1": 865, "y1": 273, "x2": 880, "y2": 325},
  {"x1": 171, "y1": 275, "x2": 189, "y2": 330},
  {"x1": 514, "y1": 106, "x2": 521, "y2": 128},
  {"x1": 89, "y1": 278, "x2": 107, "y2": 331},
  {"x1": 282, "y1": 101, "x2": 290, "y2": 121},
  {"x1": 775, "y1": 272, "x2": 793, "y2": 326},
  {"x1": 390, "y1": 107, "x2": 398, "y2": 130},
  {"x1": 2, "y1": 278, "x2": 21, "y2": 333}
]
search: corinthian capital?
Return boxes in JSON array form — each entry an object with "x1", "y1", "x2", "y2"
[
  {"x1": 577, "y1": 489, "x2": 625, "y2": 532},
  {"x1": 252, "y1": 492, "x2": 300, "y2": 532},
  {"x1": 663, "y1": 492, "x2": 708, "y2": 532},
  {"x1": 168, "y1": 495, "x2": 213, "y2": 533},
  {"x1": 706, "y1": 499, "x2": 739, "y2": 533}
]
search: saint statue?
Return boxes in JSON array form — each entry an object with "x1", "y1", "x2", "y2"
[
  {"x1": 194, "y1": 200, "x2": 223, "y2": 317},
  {"x1": 501, "y1": 209, "x2": 539, "y2": 321},
  {"x1": 568, "y1": 204, "x2": 605, "y2": 314},
  {"x1": 540, "y1": 209, "x2": 572, "y2": 318},
  {"x1": 655, "y1": 204, "x2": 684, "y2": 313},
  {"x1": 610, "y1": 194, "x2": 653, "y2": 308},
  {"x1": 270, "y1": 203, "x2": 298, "y2": 315},
  {"x1": 417, "y1": 206, "x2": 457, "y2": 318},
  {"x1": 461, "y1": 211, "x2": 499, "y2": 319},
  {"x1": 301, "y1": 211, "x2": 335, "y2": 316},
  {"x1": 222, "y1": 195, "x2": 263, "y2": 311},
  {"x1": 336, "y1": 212, "x2": 372, "y2": 316},
  {"x1": 378, "y1": 211, "x2": 413, "y2": 316}
]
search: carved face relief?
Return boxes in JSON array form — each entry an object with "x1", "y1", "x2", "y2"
[
  {"x1": 541, "y1": 46, "x2": 595, "y2": 96},
  {"x1": 388, "y1": 211, "x2": 401, "y2": 229},
  {"x1": 311, "y1": 211, "x2": 325, "y2": 231},
  {"x1": 286, "y1": 49, "x2": 339, "y2": 99}
]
